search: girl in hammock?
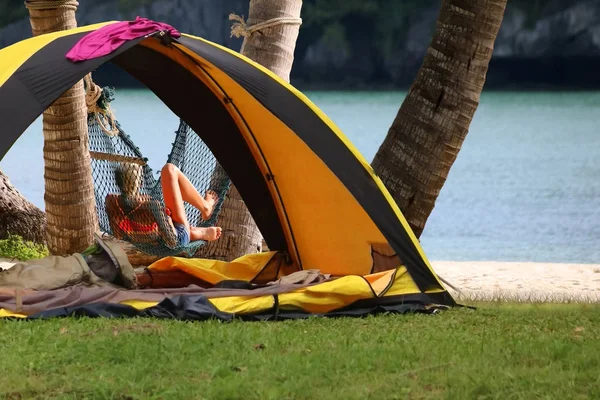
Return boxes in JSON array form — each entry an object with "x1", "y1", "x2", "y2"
[{"x1": 106, "y1": 162, "x2": 222, "y2": 247}]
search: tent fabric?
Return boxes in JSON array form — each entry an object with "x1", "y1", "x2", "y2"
[
  {"x1": 0, "y1": 21, "x2": 456, "y2": 318},
  {"x1": 0, "y1": 252, "x2": 452, "y2": 320},
  {"x1": 28, "y1": 296, "x2": 441, "y2": 321}
]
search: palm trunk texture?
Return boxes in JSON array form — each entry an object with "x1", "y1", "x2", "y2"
[
  {"x1": 0, "y1": 169, "x2": 47, "y2": 244},
  {"x1": 26, "y1": 0, "x2": 98, "y2": 255},
  {"x1": 371, "y1": 0, "x2": 507, "y2": 238}
]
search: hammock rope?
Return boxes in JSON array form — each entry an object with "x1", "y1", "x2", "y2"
[
  {"x1": 86, "y1": 84, "x2": 231, "y2": 257},
  {"x1": 84, "y1": 75, "x2": 119, "y2": 136},
  {"x1": 229, "y1": 13, "x2": 302, "y2": 38},
  {"x1": 24, "y1": 0, "x2": 79, "y2": 11}
]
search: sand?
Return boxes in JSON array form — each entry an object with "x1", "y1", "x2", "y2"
[
  {"x1": 432, "y1": 261, "x2": 600, "y2": 303},
  {"x1": 0, "y1": 258, "x2": 17, "y2": 270},
  {"x1": 1, "y1": 257, "x2": 599, "y2": 303}
]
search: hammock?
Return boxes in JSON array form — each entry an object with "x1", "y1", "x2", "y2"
[{"x1": 86, "y1": 83, "x2": 231, "y2": 257}]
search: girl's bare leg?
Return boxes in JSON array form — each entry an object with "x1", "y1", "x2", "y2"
[
  {"x1": 161, "y1": 163, "x2": 218, "y2": 220},
  {"x1": 161, "y1": 163, "x2": 221, "y2": 241}
]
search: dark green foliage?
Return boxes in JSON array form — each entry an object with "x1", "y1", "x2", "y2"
[
  {"x1": 0, "y1": 0, "x2": 28, "y2": 26},
  {"x1": 1, "y1": 0, "x2": 592, "y2": 88},
  {"x1": 117, "y1": 0, "x2": 154, "y2": 14}
]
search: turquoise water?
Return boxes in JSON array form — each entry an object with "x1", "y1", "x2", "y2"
[{"x1": 2, "y1": 90, "x2": 599, "y2": 263}]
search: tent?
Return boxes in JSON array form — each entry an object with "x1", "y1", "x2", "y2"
[{"x1": 0, "y1": 21, "x2": 456, "y2": 320}]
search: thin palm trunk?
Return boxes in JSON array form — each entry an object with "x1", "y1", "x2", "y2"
[
  {"x1": 0, "y1": 169, "x2": 47, "y2": 244},
  {"x1": 371, "y1": 0, "x2": 507, "y2": 238},
  {"x1": 197, "y1": 0, "x2": 302, "y2": 261},
  {"x1": 26, "y1": 0, "x2": 97, "y2": 255}
]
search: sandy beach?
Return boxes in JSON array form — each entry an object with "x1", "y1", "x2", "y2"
[
  {"x1": 1, "y1": 258, "x2": 599, "y2": 303},
  {"x1": 432, "y1": 261, "x2": 600, "y2": 303}
]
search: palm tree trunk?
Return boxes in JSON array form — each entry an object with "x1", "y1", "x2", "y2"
[
  {"x1": 236, "y1": 0, "x2": 303, "y2": 82},
  {"x1": 371, "y1": 0, "x2": 507, "y2": 238},
  {"x1": 197, "y1": 0, "x2": 302, "y2": 261},
  {"x1": 0, "y1": 169, "x2": 47, "y2": 244},
  {"x1": 26, "y1": 0, "x2": 98, "y2": 255}
]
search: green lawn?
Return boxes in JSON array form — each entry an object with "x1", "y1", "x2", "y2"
[{"x1": 1, "y1": 303, "x2": 598, "y2": 400}]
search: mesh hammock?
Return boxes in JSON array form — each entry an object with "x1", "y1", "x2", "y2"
[{"x1": 87, "y1": 85, "x2": 231, "y2": 257}]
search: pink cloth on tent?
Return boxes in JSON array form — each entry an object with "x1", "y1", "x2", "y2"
[{"x1": 66, "y1": 17, "x2": 180, "y2": 62}]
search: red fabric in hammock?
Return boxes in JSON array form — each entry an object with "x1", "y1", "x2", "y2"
[
  {"x1": 119, "y1": 218, "x2": 158, "y2": 233},
  {"x1": 66, "y1": 17, "x2": 180, "y2": 62}
]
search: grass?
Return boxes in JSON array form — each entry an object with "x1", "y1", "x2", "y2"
[
  {"x1": 449, "y1": 289, "x2": 600, "y2": 304},
  {"x1": 0, "y1": 234, "x2": 49, "y2": 261},
  {"x1": 1, "y1": 303, "x2": 599, "y2": 399}
]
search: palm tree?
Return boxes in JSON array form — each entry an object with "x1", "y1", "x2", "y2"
[
  {"x1": 0, "y1": 169, "x2": 47, "y2": 244},
  {"x1": 371, "y1": 0, "x2": 508, "y2": 238},
  {"x1": 26, "y1": 0, "x2": 97, "y2": 255},
  {"x1": 198, "y1": 0, "x2": 303, "y2": 260}
]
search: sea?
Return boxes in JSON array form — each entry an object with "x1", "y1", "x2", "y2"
[{"x1": 2, "y1": 90, "x2": 599, "y2": 264}]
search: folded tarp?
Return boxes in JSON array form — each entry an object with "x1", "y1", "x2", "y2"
[{"x1": 0, "y1": 251, "x2": 451, "y2": 320}]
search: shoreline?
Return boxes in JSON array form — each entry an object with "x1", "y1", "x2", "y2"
[
  {"x1": 432, "y1": 261, "x2": 600, "y2": 304},
  {"x1": 94, "y1": 84, "x2": 600, "y2": 93},
  {"x1": 2, "y1": 258, "x2": 599, "y2": 303}
]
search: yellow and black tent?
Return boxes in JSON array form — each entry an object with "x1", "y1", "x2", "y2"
[{"x1": 0, "y1": 21, "x2": 455, "y2": 320}]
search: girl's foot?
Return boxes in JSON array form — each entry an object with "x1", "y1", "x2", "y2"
[
  {"x1": 201, "y1": 190, "x2": 219, "y2": 220},
  {"x1": 191, "y1": 226, "x2": 222, "y2": 241}
]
